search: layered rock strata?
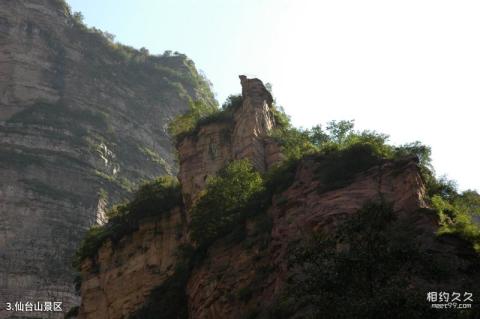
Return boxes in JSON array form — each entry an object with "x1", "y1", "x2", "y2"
[
  {"x1": 77, "y1": 76, "x2": 479, "y2": 319},
  {"x1": 0, "y1": 0, "x2": 215, "y2": 317},
  {"x1": 79, "y1": 208, "x2": 186, "y2": 319},
  {"x1": 178, "y1": 75, "x2": 282, "y2": 207},
  {"x1": 185, "y1": 157, "x2": 430, "y2": 318}
]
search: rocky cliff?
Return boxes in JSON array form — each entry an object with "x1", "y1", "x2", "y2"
[
  {"x1": 0, "y1": 0, "x2": 215, "y2": 318},
  {"x1": 185, "y1": 157, "x2": 428, "y2": 318},
  {"x1": 177, "y1": 75, "x2": 283, "y2": 207},
  {"x1": 76, "y1": 75, "x2": 480, "y2": 318},
  {"x1": 77, "y1": 76, "x2": 283, "y2": 318},
  {"x1": 79, "y1": 207, "x2": 187, "y2": 319}
]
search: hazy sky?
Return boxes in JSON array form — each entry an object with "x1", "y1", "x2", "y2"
[{"x1": 67, "y1": 0, "x2": 479, "y2": 192}]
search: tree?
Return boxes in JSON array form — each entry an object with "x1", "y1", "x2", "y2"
[
  {"x1": 307, "y1": 124, "x2": 330, "y2": 147},
  {"x1": 326, "y1": 120, "x2": 355, "y2": 144},
  {"x1": 280, "y1": 201, "x2": 477, "y2": 318},
  {"x1": 189, "y1": 160, "x2": 264, "y2": 246}
]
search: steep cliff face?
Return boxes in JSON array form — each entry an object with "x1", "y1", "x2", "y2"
[
  {"x1": 185, "y1": 157, "x2": 429, "y2": 318},
  {"x1": 0, "y1": 0, "x2": 215, "y2": 317},
  {"x1": 77, "y1": 76, "x2": 280, "y2": 318},
  {"x1": 76, "y1": 76, "x2": 480, "y2": 319},
  {"x1": 178, "y1": 75, "x2": 282, "y2": 207},
  {"x1": 79, "y1": 208, "x2": 186, "y2": 319}
]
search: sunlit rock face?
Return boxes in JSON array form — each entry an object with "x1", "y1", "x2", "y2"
[
  {"x1": 0, "y1": 0, "x2": 215, "y2": 317},
  {"x1": 75, "y1": 73, "x2": 479, "y2": 319},
  {"x1": 185, "y1": 157, "x2": 430, "y2": 318},
  {"x1": 178, "y1": 75, "x2": 283, "y2": 208}
]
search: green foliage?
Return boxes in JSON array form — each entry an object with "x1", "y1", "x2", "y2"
[
  {"x1": 326, "y1": 120, "x2": 355, "y2": 144},
  {"x1": 427, "y1": 176, "x2": 459, "y2": 201},
  {"x1": 271, "y1": 118, "x2": 434, "y2": 181},
  {"x1": 455, "y1": 190, "x2": 480, "y2": 215},
  {"x1": 314, "y1": 143, "x2": 384, "y2": 192},
  {"x1": 264, "y1": 159, "x2": 299, "y2": 197},
  {"x1": 139, "y1": 146, "x2": 172, "y2": 174},
  {"x1": 169, "y1": 94, "x2": 245, "y2": 144},
  {"x1": 271, "y1": 118, "x2": 391, "y2": 162},
  {"x1": 433, "y1": 193, "x2": 480, "y2": 252},
  {"x1": 74, "y1": 225, "x2": 111, "y2": 269},
  {"x1": 222, "y1": 94, "x2": 243, "y2": 111},
  {"x1": 74, "y1": 176, "x2": 181, "y2": 268},
  {"x1": 271, "y1": 105, "x2": 291, "y2": 130},
  {"x1": 292, "y1": 118, "x2": 480, "y2": 254},
  {"x1": 168, "y1": 100, "x2": 220, "y2": 142},
  {"x1": 271, "y1": 127, "x2": 317, "y2": 160},
  {"x1": 119, "y1": 176, "x2": 181, "y2": 217},
  {"x1": 394, "y1": 141, "x2": 433, "y2": 171},
  {"x1": 190, "y1": 160, "x2": 264, "y2": 246},
  {"x1": 94, "y1": 170, "x2": 133, "y2": 192},
  {"x1": 277, "y1": 201, "x2": 480, "y2": 318},
  {"x1": 62, "y1": 4, "x2": 217, "y2": 111},
  {"x1": 269, "y1": 106, "x2": 316, "y2": 160},
  {"x1": 307, "y1": 124, "x2": 330, "y2": 146}
]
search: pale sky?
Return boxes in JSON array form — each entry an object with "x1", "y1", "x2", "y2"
[{"x1": 67, "y1": 0, "x2": 479, "y2": 192}]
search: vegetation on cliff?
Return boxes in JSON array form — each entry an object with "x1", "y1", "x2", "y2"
[
  {"x1": 272, "y1": 201, "x2": 480, "y2": 319},
  {"x1": 269, "y1": 113, "x2": 480, "y2": 251},
  {"x1": 190, "y1": 160, "x2": 265, "y2": 246},
  {"x1": 75, "y1": 84, "x2": 480, "y2": 317},
  {"x1": 433, "y1": 192, "x2": 480, "y2": 252},
  {"x1": 74, "y1": 176, "x2": 182, "y2": 268},
  {"x1": 168, "y1": 94, "x2": 244, "y2": 143},
  {"x1": 50, "y1": 0, "x2": 217, "y2": 112}
]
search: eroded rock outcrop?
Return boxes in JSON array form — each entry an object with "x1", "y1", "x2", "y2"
[
  {"x1": 77, "y1": 76, "x2": 282, "y2": 318},
  {"x1": 78, "y1": 208, "x2": 186, "y2": 319},
  {"x1": 178, "y1": 75, "x2": 282, "y2": 207},
  {"x1": 0, "y1": 0, "x2": 215, "y2": 317},
  {"x1": 76, "y1": 75, "x2": 479, "y2": 319},
  {"x1": 185, "y1": 157, "x2": 430, "y2": 318}
]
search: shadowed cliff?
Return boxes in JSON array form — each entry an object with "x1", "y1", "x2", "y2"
[
  {"x1": 75, "y1": 76, "x2": 480, "y2": 319},
  {"x1": 0, "y1": 0, "x2": 216, "y2": 317}
]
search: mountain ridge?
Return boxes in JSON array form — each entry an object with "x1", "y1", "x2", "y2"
[{"x1": 0, "y1": 1, "x2": 216, "y2": 317}]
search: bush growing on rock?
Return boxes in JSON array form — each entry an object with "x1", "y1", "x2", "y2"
[
  {"x1": 273, "y1": 201, "x2": 480, "y2": 319},
  {"x1": 74, "y1": 176, "x2": 181, "y2": 268},
  {"x1": 189, "y1": 160, "x2": 264, "y2": 247}
]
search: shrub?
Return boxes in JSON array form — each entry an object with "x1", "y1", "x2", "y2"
[
  {"x1": 168, "y1": 100, "x2": 219, "y2": 141},
  {"x1": 455, "y1": 190, "x2": 480, "y2": 215},
  {"x1": 270, "y1": 127, "x2": 317, "y2": 160},
  {"x1": 189, "y1": 160, "x2": 264, "y2": 247},
  {"x1": 314, "y1": 143, "x2": 383, "y2": 192},
  {"x1": 74, "y1": 176, "x2": 181, "y2": 268},
  {"x1": 433, "y1": 194, "x2": 480, "y2": 252},
  {"x1": 271, "y1": 105, "x2": 291, "y2": 130},
  {"x1": 264, "y1": 159, "x2": 299, "y2": 196},
  {"x1": 222, "y1": 94, "x2": 243, "y2": 111},
  {"x1": 169, "y1": 95, "x2": 245, "y2": 144},
  {"x1": 280, "y1": 201, "x2": 480, "y2": 318}
]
